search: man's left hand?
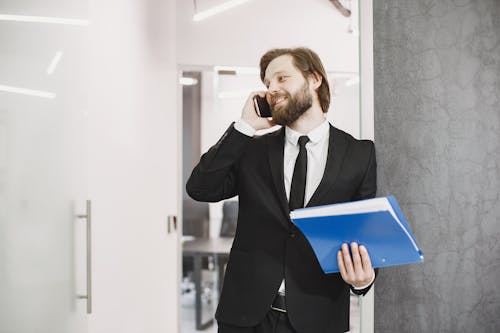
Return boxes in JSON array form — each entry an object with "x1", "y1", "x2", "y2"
[{"x1": 337, "y1": 242, "x2": 375, "y2": 288}]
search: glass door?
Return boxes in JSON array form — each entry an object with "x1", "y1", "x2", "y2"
[{"x1": 0, "y1": 1, "x2": 90, "y2": 332}]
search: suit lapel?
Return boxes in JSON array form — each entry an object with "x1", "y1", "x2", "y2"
[
  {"x1": 267, "y1": 127, "x2": 291, "y2": 222},
  {"x1": 306, "y1": 125, "x2": 348, "y2": 207}
]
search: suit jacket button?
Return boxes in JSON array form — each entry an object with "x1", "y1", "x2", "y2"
[{"x1": 289, "y1": 232, "x2": 295, "y2": 238}]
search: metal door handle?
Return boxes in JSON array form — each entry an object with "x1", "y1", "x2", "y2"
[
  {"x1": 76, "y1": 200, "x2": 92, "y2": 314},
  {"x1": 167, "y1": 215, "x2": 177, "y2": 233}
]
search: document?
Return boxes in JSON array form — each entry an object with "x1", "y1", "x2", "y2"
[{"x1": 290, "y1": 196, "x2": 424, "y2": 274}]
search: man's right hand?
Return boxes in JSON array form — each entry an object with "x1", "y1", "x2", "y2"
[{"x1": 241, "y1": 91, "x2": 275, "y2": 131}]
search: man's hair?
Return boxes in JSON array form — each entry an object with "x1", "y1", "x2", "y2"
[{"x1": 259, "y1": 47, "x2": 331, "y2": 113}]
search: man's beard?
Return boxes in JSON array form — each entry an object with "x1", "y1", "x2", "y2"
[{"x1": 270, "y1": 82, "x2": 313, "y2": 127}]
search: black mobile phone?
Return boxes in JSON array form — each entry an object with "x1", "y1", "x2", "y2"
[{"x1": 253, "y1": 95, "x2": 272, "y2": 118}]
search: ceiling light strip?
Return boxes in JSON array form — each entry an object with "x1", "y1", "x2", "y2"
[
  {"x1": 0, "y1": 14, "x2": 89, "y2": 26},
  {"x1": 193, "y1": 0, "x2": 251, "y2": 22},
  {"x1": 179, "y1": 77, "x2": 199, "y2": 85},
  {"x1": 0, "y1": 84, "x2": 56, "y2": 99},
  {"x1": 47, "y1": 51, "x2": 63, "y2": 75}
]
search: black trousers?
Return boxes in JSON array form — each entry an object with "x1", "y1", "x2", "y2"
[{"x1": 218, "y1": 310, "x2": 298, "y2": 333}]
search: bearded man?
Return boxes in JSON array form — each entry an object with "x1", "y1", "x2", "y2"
[{"x1": 187, "y1": 47, "x2": 377, "y2": 333}]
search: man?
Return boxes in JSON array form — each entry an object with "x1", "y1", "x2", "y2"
[{"x1": 186, "y1": 47, "x2": 377, "y2": 333}]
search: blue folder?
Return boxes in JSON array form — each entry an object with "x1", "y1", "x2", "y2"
[{"x1": 290, "y1": 196, "x2": 424, "y2": 274}]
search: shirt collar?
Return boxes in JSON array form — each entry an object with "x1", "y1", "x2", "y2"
[{"x1": 285, "y1": 119, "x2": 329, "y2": 146}]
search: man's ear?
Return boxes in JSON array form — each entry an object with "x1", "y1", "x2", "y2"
[{"x1": 309, "y1": 71, "x2": 322, "y2": 90}]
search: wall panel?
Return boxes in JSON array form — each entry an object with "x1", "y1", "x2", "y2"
[{"x1": 373, "y1": 1, "x2": 500, "y2": 332}]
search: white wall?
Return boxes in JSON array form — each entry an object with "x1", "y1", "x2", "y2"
[
  {"x1": 177, "y1": 0, "x2": 360, "y2": 72},
  {"x1": 87, "y1": 0, "x2": 179, "y2": 332}
]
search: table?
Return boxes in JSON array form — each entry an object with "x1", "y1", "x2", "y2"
[{"x1": 183, "y1": 237, "x2": 233, "y2": 330}]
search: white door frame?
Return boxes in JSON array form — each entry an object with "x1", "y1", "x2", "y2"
[
  {"x1": 175, "y1": 0, "x2": 375, "y2": 327},
  {"x1": 359, "y1": 0, "x2": 375, "y2": 332}
]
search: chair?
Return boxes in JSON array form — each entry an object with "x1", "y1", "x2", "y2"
[
  {"x1": 220, "y1": 200, "x2": 238, "y2": 238},
  {"x1": 182, "y1": 198, "x2": 209, "y2": 238},
  {"x1": 181, "y1": 199, "x2": 209, "y2": 293}
]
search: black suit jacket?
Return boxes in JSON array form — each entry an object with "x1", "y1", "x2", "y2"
[{"x1": 186, "y1": 123, "x2": 377, "y2": 333}]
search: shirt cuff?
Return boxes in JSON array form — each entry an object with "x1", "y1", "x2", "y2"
[
  {"x1": 234, "y1": 119, "x2": 257, "y2": 137},
  {"x1": 352, "y1": 271, "x2": 376, "y2": 290}
]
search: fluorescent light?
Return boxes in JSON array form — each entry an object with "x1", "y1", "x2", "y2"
[
  {"x1": 46, "y1": 51, "x2": 63, "y2": 75},
  {"x1": 180, "y1": 77, "x2": 199, "y2": 85},
  {"x1": 0, "y1": 84, "x2": 56, "y2": 99},
  {"x1": 0, "y1": 14, "x2": 89, "y2": 26},
  {"x1": 193, "y1": 0, "x2": 252, "y2": 22},
  {"x1": 214, "y1": 65, "x2": 259, "y2": 75},
  {"x1": 327, "y1": 73, "x2": 360, "y2": 86}
]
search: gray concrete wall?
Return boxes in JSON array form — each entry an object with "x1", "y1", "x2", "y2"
[{"x1": 373, "y1": 1, "x2": 500, "y2": 332}]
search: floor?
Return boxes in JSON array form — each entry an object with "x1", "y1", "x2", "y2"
[
  {"x1": 181, "y1": 269, "x2": 219, "y2": 333},
  {"x1": 180, "y1": 269, "x2": 361, "y2": 333}
]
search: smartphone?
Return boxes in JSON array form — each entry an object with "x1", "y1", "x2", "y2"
[{"x1": 253, "y1": 95, "x2": 272, "y2": 118}]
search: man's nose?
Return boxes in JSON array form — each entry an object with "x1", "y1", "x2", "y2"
[{"x1": 268, "y1": 80, "x2": 280, "y2": 93}]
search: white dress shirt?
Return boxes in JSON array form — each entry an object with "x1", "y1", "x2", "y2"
[
  {"x1": 283, "y1": 121, "x2": 330, "y2": 206},
  {"x1": 234, "y1": 119, "x2": 373, "y2": 293}
]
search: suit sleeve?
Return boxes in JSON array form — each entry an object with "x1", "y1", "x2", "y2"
[
  {"x1": 350, "y1": 268, "x2": 379, "y2": 296},
  {"x1": 186, "y1": 123, "x2": 252, "y2": 203},
  {"x1": 351, "y1": 141, "x2": 378, "y2": 295},
  {"x1": 352, "y1": 141, "x2": 377, "y2": 201}
]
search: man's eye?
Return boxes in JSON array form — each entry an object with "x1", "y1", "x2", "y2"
[{"x1": 278, "y1": 76, "x2": 288, "y2": 82}]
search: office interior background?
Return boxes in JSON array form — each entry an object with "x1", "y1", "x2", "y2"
[{"x1": 0, "y1": 0, "x2": 499, "y2": 332}]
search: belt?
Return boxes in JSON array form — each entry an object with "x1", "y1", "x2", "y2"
[{"x1": 271, "y1": 294, "x2": 287, "y2": 313}]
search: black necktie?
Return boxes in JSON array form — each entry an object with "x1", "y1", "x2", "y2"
[{"x1": 289, "y1": 135, "x2": 310, "y2": 211}]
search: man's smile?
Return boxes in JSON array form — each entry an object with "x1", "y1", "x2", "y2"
[{"x1": 271, "y1": 95, "x2": 288, "y2": 108}]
